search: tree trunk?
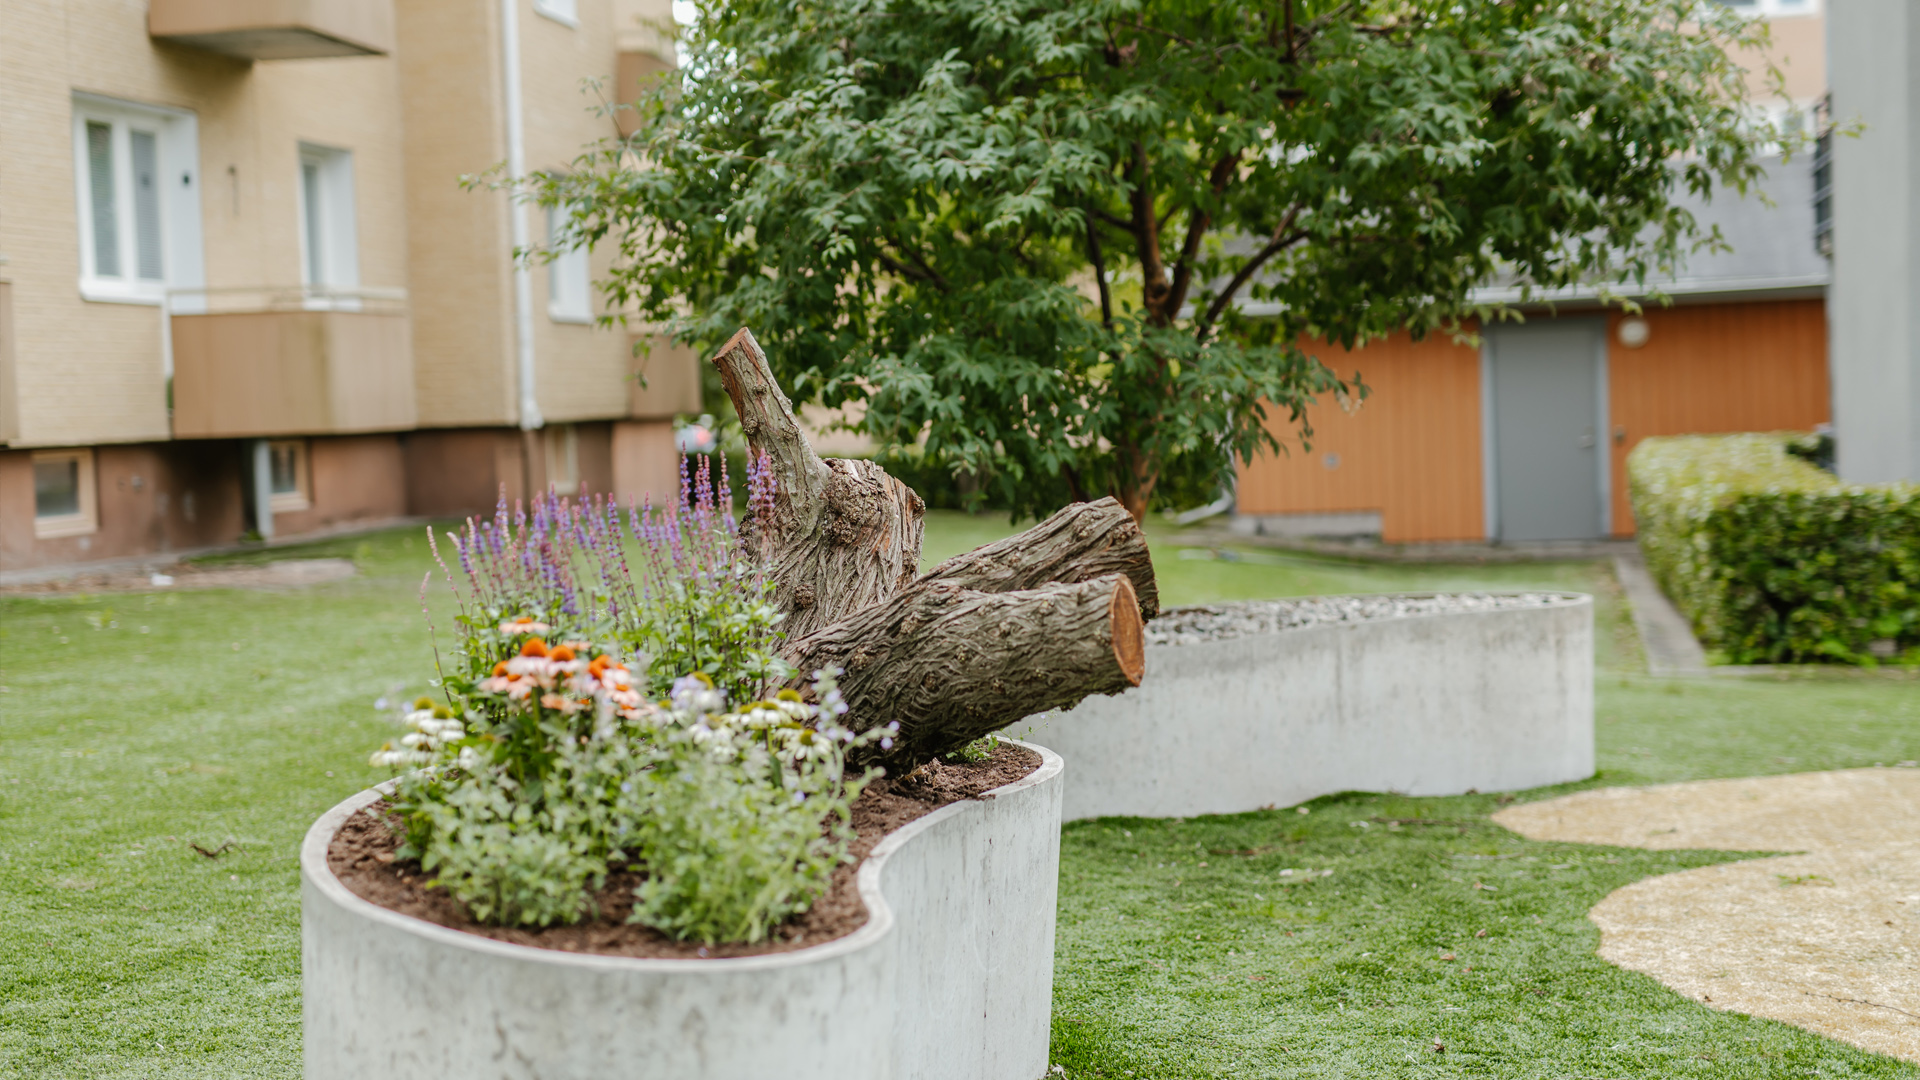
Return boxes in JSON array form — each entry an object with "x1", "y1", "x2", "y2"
[
  {"x1": 781, "y1": 575, "x2": 1144, "y2": 766},
  {"x1": 710, "y1": 326, "x2": 1161, "y2": 769},
  {"x1": 711, "y1": 329, "x2": 926, "y2": 641}
]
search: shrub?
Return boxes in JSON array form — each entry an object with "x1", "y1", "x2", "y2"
[{"x1": 1627, "y1": 433, "x2": 1920, "y2": 665}]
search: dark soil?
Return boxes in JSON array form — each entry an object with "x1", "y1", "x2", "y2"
[{"x1": 326, "y1": 742, "x2": 1041, "y2": 958}]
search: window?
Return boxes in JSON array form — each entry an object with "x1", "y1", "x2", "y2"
[
  {"x1": 267, "y1": 439, "x2": 311, "y2": 512},
  {"x1": 544, "y1": 424, "x2": 580, "y2": 495},
  {"x1": 1710, "y1": 0, "x2": 1818, "y2": 13},
  {"x1": 32, "y1": 449, "x2": 97, "y2": 539},
  {"x1": 297, "y1": 144, "x2": 359, "y2": 304},
  {"x1": 534, "y1": 0, "x2": 578, "y2": 27},
  {"x1": 72, "y1": 95, "x2": 203, "y2": 305},
  {"x1": 546, "y1": 205, "x2": 593, "y2": 324}
]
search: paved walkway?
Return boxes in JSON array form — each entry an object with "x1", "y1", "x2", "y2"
[{"x1": 1495, "y1": 768, "x2": 1920, "y2": 1064}]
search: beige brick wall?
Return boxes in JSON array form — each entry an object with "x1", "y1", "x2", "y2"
[
  {"x1": 0, "y1": 0, "x2": 412, "y2": 448},
  {"x1": 396, "y1": 0, "x2": 518, "y2": 428},
  {"x1": 522, "y1": 0, "x2": 634, "y2": 425}
]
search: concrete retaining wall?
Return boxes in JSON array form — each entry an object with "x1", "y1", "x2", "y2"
[
  {"x1": 1024, "y1": 595, "x2": 1593, "y2": 820},
  {"x1": 302, "y1": 742, "x2": 1064, "y2": 1080}
]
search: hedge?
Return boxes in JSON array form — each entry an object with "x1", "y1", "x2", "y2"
[{"x1": 1627, "y1": 433, "x2": 1919, "y2": 666}]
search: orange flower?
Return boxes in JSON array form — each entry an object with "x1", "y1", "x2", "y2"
[
  {"x1": 520, "y1": 637, "x2": 549, "y2": 658},
  {"x1": 588, "y1": 655, "x2": 613, "y2": 679},
  {"x1": 491, "y1": 660, "x2": 510, "y2": 677},
  {"x1": 549, "y1": 644, "x2": 576, "y2": 663}
]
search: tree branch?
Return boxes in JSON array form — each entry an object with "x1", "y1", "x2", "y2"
[
  {"x1": 1195, "y1": 211, "x2": 1308, "y2": 340},
  {"x1": 1086, "y1": 209, "x2": 1114, "y2": 329},
  {"x1": 1164, "y1": 153, "x2": 1241, "y2": 322},
  {"x1": 1129, "y1": 142, "x2": 1169, "y2": 322}
]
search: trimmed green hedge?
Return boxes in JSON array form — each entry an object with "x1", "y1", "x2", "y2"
[{"x1": 1628, "y1": 433, "x2": 1920, "y2": 665}]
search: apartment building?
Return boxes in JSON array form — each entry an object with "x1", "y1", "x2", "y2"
[
  {"x1": 1234, "y1": 0, "x2": 1836, "y2": 543},
  {"x1": 0, "y1": 0, "x2": 699, "y2": 572}
]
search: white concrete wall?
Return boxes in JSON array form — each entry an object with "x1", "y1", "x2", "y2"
[
  {"x1": 1828, "y1": 0, "x2": 1920, "y2": 483},
  {"x1": 1021, "y1": 597, "x2": 1594, "y2": 821},
  {"x1": 302, "y1": 742, "x2": 1063, "y2": 1080}
]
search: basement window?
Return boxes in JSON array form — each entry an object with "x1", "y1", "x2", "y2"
[
  {"x1": 33, "y1": 449, "x2": 98, "y2": 539},
  {"x1": 268, "y1": 439, "x2": 311, "y2": 512}
]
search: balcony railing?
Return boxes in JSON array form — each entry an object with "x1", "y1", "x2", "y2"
[
  {"x1": 149, "y1": 0, "x2": 394, "y2": 60},
  {"x1": 167, "y1": 286, "x2": 416, "y2": 439}
]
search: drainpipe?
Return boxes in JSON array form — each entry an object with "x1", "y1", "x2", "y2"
[
  {"x1": 501, "y1": 0, "x2": 541, "y2": 441},
  {"x1": 249, "y1": 439, "x2": 274, "y2": 540}
]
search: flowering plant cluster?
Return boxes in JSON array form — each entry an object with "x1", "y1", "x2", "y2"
[{"x1": 370, "y1": 456, "x2": 889, "y2": 942}]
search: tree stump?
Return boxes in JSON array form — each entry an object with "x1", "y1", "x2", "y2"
[{"x1": 714, "y1": 328, "x2": 1158, "y2": 767}]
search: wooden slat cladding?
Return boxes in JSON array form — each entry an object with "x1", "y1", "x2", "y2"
[
  {"x1": 1235, "y1": 330, "x2": 1485, "y2": 543},
  {"x1": 1234, "y1": 301, "x2": 1831, "y2": 544},
  {"x1": 1605, "y1": 300, "x2": 1829, "y2": 536}
]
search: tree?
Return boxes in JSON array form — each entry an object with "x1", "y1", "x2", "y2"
[{"x1": 532, "y1": 0, "x2": 1783, "y2": 522}]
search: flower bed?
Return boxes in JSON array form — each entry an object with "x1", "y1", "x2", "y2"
[
  {"x1": 1031, "y1": 593, "x2": 1593, "y2": 820},
  {"x1": 1627, "y1": 433, "x2": 1919, "y2": 664},
  {"x1": 302, "y1": 740, "x2": 1063, "y2": 1079}
]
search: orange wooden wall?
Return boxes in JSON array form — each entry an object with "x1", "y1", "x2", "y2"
[
  {"x1": 1234, "y1": 300, "x2": 1830, "y2": 543},
  {"x1": 1603, "y1": 300, "x2": 1829, "y2": 536},
  {"x1": 1235, "y1": 330, "x2": 1486, "y2": 543}
]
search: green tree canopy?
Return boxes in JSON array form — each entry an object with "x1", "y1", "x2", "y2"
[{"x1": 532, "y1": 0, "x2": 1782, "y2": 521}]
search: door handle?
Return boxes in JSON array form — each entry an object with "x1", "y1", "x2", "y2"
[{"x1": 1578, "y1": 434, "x2": 1596, "y2": 448}]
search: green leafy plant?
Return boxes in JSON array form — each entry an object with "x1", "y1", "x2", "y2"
[
  {"x1": 1628, "y1": 433, "x2": 1920, "y2": 666},
  {"x1": 371, "y1": 457, "x2": 894, "y2": 941},
  {"x1": 526, "y1": 0, "x2": 1784, "y2": 521}
]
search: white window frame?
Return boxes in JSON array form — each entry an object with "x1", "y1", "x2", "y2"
[
  {"x1": 546, "y1": 204, "x2": 593, "y2": 325},
  {"x1": 72, "y1": 94, "x2": 205, "y2": 307},
  {"x1": 544, "y1": 424, "x2": 581, "y2": 495},
  {"x1": 534, "y1": 0, "x2": 579, "y2": 28},
  {"x1": 297, "y1": 143, "x2": 360, "y2": 307},
  {"x1": 32, "y1": 448, "x2": 98, "y2": 540},
  {"x1": 1709, "y1": 0, "x2": 1819, "y2": 15},
  {"x1": 267, "y1": 439, "x2": 312, "y2": 512}
]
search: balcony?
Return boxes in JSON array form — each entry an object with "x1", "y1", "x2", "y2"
[
  {"x1": 169, "y1": 287, "x2": 416, "y2": 439},
  {"x1": 149, "y1": 0, "x2": 393, "y2": 60},
  {"x1": 627, "y1": 334, "x2": 703, "y2": 418}
]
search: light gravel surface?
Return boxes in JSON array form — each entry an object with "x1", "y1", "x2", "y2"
[
  {"x1": 1146, "y1": 593, "x2": 1580, "y2": 647},
  {"x1": 1496, "y1": 769, "x2": 1920, "y2": 1064}
]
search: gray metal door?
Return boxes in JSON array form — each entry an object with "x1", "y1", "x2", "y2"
[{"x1": 1488, "y1": 321, "x2": 1605, "y2": 542}]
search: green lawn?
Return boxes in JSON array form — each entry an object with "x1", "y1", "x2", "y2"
[{"x1": 2, "y1": 517, "x2": 1915, "y2": 1078}]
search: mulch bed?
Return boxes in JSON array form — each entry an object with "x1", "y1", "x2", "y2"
[{"x1": 326, "y1": 742, "x2": 1041, "y2": 959}]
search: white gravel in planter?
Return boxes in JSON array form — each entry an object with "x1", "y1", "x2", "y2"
[{"x1": 1146, "y1": 592, "x2": 1582, "y2": 646}]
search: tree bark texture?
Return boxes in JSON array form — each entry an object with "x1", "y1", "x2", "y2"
[
  {"x1": 919, "y1": 496, "x2": 1159, "y2": 621},
  {"x1": 711, "y1": 326, "x2": 1161, "y2": 768},
  {"x1": 781, "y1": 575, "x2": 1145, "y2": 765},
  {"x1": 711, "y1": 329, "x2": 926, "y2": 641}
]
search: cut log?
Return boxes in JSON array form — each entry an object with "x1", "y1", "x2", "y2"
[
  {"x1": 781, "y1": 574, "x2": 1146, "y2": 767},
  {"x1": 711, "y1": 329, "x2": 925, "y2": 640},
  {"x1": 712, "y1": 324, "x2": 1162, "y2": 766},
  {"x1": 918, "y1": 496, "x2": 1159, "y2": 620}
]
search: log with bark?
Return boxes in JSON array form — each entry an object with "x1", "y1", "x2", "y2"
[{"x1": 712, "y1": 328, "x2": 1158, "y2": 768}]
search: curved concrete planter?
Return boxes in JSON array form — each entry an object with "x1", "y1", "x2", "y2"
[
  {"x1": 1028, "y1": 594, "x2": 1593, "y2": 820},
  {"x1": 301, "y1": 742, "x2": 1064, "y2": 1080}
]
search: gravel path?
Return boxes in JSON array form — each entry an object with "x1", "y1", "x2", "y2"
[
  {"x1": 1495, "y1": 769, "x2": 1920, "y2": 1064},
  {"x1": 1147, "y1": 593, "x2": 1579, "y2": 647}
]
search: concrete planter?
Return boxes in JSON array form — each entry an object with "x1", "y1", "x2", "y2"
[
  {"x1": 301, "y1": 741, "x2": 1064, "y2": 1080},
  {"x1": 1030, "y1": 594, "x2": 1593, "y2": 820}
]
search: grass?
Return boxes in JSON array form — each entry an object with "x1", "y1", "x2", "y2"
[{"x1": 2, "y1": 517, "x2": 1915, "y2": 1078}]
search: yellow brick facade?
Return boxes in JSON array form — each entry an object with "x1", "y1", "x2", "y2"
[{"x1": 0, "y1": 0, "x2": 689, "y2": 572}]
